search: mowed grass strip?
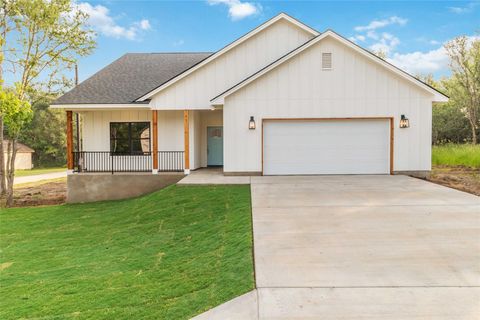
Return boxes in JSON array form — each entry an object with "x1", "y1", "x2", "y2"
[
  {"x1": 432, "y1": 144, "x2": 480, "y2": 168},
  {"x1": 0, "y1": 185, "x2": 254, "y2": 319}
]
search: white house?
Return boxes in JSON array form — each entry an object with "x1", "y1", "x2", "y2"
[{"x1": 53, "y1": 13, "x2": 447, "y2": 180}]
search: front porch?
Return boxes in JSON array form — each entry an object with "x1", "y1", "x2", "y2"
[{"x1": 65, "y1": 108, "x2": 223, "y2": 174}]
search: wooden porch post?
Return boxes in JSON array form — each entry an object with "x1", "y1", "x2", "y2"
[
  {"x1": 66, "y1": 110, "x2": 74, "y2": 172},
  {"x1": 183, "y1": 110, "x2": 190, "y2": 174},
  {"x1": 152, "y1": 110, "x2": 158, "y2": 173}
]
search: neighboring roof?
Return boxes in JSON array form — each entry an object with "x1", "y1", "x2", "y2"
[
  {"x1": 136, "y1": 13, "x2": 320, "y2": 102},
  {"x1": 53, "y1": 53, "x2": 212, "y2": 105},
  {"x1": 211, "y1": 30, "x2": 449, "y2": 104},
  {"x1": 2, "y1": 141, "x2": 34, "y2": 153}
]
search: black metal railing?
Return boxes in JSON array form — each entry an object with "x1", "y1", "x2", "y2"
[
  {"x1": 73, "y1": 151, "x2": 185, "y2": 173},
  {"x1": 157, "y1": 151, "x2": 184, "y2": 172},
  {"x1": 73, "y1": 151, "x2": 152, "y2": 173}
]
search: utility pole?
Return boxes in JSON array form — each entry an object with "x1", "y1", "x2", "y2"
[{"x1": 74, "y1": 64, "x2": 81, "y2": 152}]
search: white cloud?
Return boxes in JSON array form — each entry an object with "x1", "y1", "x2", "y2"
[
  {"x1": 207, "y1": 0, "x2": 261, "y2": 20},
  {"x1": 173, "y1": 39, "x2": 185, "y2": 47},
  {"x1": 366, "y1": 30, "x2": 379, "y2": 40},
  {"x1": 429, "y1": 40, "x2": 440, "y2": 45},
  {"x1": 448, "y1": 2, "x2": 478, "y2": 14},
  {"x1": 387, "y1": 47, "x2": 448, "y2": 74},
  {"x1": 387, "y1": 35, "x2": 479, "y2": 75},
  {"x1": 138, "y1": 19, "x2": 151, "y2": 30},
  {"x1": 354, "y1": 16, "x2": 407, "y2": 32},
  {"x1": 369, "y1": 32, "x2": 401, "y2": 55},
  {"x1": 75, "y1": 2, "x2": 151, "y2": 40},
  {"x1": 349, "y1": 34, "x2": 366, "y2": 42}
]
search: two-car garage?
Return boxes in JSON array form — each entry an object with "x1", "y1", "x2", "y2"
[{"x1": 263, "y1": 119, "x2": 393, "y2": 175}]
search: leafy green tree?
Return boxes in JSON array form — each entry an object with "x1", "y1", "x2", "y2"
[
  {"x1": 0, "y1": 87, "x2": 32, "y2": 206},
  {"x1": 444, "y1": 36, "x2": 480, "y2": 144},
  {"x1": 0, "y1": 0, "x2": 95, "y2": 205},
  {"x1": 19, "y1": 95, "x2": 67, "y2": 166},
  {"x1": 433, "y1": 102, "x2": 472, "y2": 144}
]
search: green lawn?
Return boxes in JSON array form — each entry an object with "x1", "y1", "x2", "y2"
[
  {"x1": 0, "y1": 185, "x2": 254, "y2": 319},
  {"x1": 432, "y1": 144, "x2": 480, "y2": 168},
  {"x1": 15, "y1": 167, "x2": 66, "y2": 177}
]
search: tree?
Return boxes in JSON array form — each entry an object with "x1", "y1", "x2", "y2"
[
  {"x1": 0, "y1": 0, "x2": 18, "y2": 196},
  {"x1": 0, "y1": 0, "x2": 95, "y2": 206},
  {"x1": 444, "y1": 36, "x2": 480, "y2": 144},
  {"x1": 0, "y1": 87, "x2": 32, "y2": 206},
  {"x1": 19, "y1": 94, "x2": 67, "y2": 167}
]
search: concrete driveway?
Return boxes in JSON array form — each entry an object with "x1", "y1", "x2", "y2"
[{"x1": 251, "y1": 175, "x2": 480, "y2": 319}]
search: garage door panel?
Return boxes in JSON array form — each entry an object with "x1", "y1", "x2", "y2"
[{"x1": 263, "y1": 120, "x2": 390, "y2": 175}]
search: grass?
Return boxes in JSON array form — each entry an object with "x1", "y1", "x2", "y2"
[
  {"x1": 15, "y1": 167, "x2": 66, "y2": 177},
  {"x1": 0, "y1": 185, "x2": 254, "y2": 319},
  {"x1": 432, "y1": 144, "x2": 480, "y2": 168}
]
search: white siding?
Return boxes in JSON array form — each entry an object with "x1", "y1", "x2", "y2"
[
  {"x1": 224, "y1": 37, "x2": 433, "y2": 173},
  {"x1": 82, "y1": 110, "x2": 184, "y2": 152},
  {"x1": 149, "y1": 19, "x2": 314, "y2": 110}
]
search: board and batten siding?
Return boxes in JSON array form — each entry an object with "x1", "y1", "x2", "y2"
[
  {"x1": 149, "y1": 19, "x2": 314, "y2": 110},
  {"x1": 82, "y1": 110, "x2": 185, "y2": 153},
  {"x1": 223, "y1": 36, "x2": 434, "y2": 174}
]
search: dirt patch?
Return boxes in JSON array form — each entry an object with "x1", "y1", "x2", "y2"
[
  {"x1": 427, "y1": 166, "x2": 480, "y2": 196},
  {"x1": 13, "y1": 178, "x2": 66, "y2": 207}
]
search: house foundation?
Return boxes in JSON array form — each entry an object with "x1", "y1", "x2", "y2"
[{"x1": 67, "y1": 173, "x2": 184, "y2": 203}]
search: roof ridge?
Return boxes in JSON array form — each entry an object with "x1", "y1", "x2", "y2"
[{"x1": 125, "y1": 52, "x2": 213, "y2": 55}]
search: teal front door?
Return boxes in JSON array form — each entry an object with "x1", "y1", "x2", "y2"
[{"x1": 207, "y1": 126, "x2": 223, "y2": 166}]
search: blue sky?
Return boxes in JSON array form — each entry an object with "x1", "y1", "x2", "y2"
[{"x1": 7, "y1": 1, "x2": 480, "y2": 84}]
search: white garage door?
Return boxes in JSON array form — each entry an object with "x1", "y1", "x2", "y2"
[{"x1": 263, "y1": 119, "x2": 390, "y2": 175}]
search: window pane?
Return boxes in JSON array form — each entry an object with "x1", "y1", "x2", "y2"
[
  {"x1": 131, "y1": 122, "x2": 150, "y2": 139},
  {"x1": 131, "y1": 139, "x2": 150, "y2": 153},
  {"x1": 110, "y1": 122, "x2": 151, "y2": 154},
  {"x1": 111, "y1": 139, "x2": 130, "y2": 154},
  {"x1": 110, "y1": 123, "x2": 129, "y2": 141}
]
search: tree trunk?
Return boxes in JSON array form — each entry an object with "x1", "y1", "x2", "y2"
[
  {"x1": 0, "y1": 116, "x2": 5, "y2": 196},
  {"x1": 5, "y1": 138, "x2": 17, "y2": 207},
  {"x1": 468, "y1": 118, "x2": 478, "y2": 145}
]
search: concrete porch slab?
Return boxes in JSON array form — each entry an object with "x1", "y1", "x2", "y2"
[{"x1": 178, "y1": 168, "x2": 251, "y2": 185}]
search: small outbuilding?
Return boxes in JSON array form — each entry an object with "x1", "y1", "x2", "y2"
[{"x1": 3, "y1": 141, "x2": 35, "y2": 170}]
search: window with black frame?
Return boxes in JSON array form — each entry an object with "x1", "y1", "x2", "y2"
[{"x1": 110, "y1": 122, "x2": 151, "y2": 155}]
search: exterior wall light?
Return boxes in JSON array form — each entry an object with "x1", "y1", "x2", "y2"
[
  {"x1": 249, "y1": 116, "x2": 256, "y2": 130},
  {"x1": 399, "y1": 114, "x2": 410, "y2": 128}
]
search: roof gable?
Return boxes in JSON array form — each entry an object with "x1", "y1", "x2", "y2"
[
  {"x1": 3, "y1": 141, "x2": 34, "y2": 153},
  {"x1": 136, "y1": 13, "x2": 320, "y2": 102},
  {"x1": 211, "y1": 30, "x2": 448, "y2": 104}
]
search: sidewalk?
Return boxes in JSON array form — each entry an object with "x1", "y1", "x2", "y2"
[{"x1": 14, "y1": 171, "x2": 67, "y2": 185}]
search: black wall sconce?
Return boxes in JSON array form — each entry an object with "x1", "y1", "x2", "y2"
[
  {"x1": 399, "y1": 114, "x2": 410, "y2": 128},
  {"x1": 249, "y1": 116, "x2": 256, "y2": 130}
]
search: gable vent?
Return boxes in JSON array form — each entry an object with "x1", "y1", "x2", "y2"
[{"x1": 322, "y1": 52, "x2": 332, "y2": 70}]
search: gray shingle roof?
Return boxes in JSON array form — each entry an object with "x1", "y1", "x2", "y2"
[{"x1": 53, "y1": 52, "x2": 212, "y2": 105}]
